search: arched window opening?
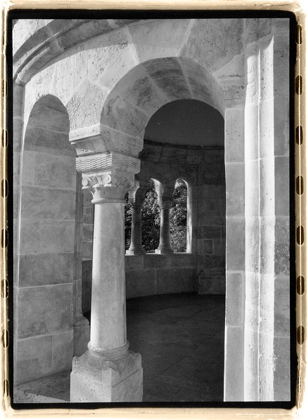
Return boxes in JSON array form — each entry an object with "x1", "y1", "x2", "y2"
[
  {"x1": 141, "y1": 179, "x2": 160, "y2": 253},
  {"x1": 170, "y1": 179, "x2": 187, "y2": 252}
]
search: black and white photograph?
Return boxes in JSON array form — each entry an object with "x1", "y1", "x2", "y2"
[{"x1": 8, "y1": 10, "x2": 296, "y2": 409}]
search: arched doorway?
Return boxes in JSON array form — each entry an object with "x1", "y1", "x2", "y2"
[
  {"x1": 78, "y1": 79, "x2": 226, "y2": 401},
  {"x1": 125, "y1": 97, "x2": 226, "y2": 401},
  {"x1": 70, "y1": 55, "x2": 226, "y2": 402}
]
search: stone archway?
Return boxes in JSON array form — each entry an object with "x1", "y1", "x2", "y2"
[
  {"x1": 100, "y1": 57, "x2": 224, "y2": 141},
  {"x1": 70, "y1": 55, "x2": 226, "y2": 402}
]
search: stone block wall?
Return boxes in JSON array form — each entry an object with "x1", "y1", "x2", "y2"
[
  {"x1": 14, "y1": 96, "x2": 76, "y2": 385},
  {"x1": 196, "y1": 149, "x2": 226, "y2": 295},
  {"x1": 126, "y1": 254, "x2": 197, "y2": 298},
  {"x1": 224, "y1": 106, "x2": 246, "y2": 401},
  {"x1": 82, "y1": 254, "x2": 197, "y2": 309}
]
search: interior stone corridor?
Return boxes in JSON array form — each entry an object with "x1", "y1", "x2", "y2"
[{"x1": 14, "y1": 293, "x2": 225, "y2": 403}]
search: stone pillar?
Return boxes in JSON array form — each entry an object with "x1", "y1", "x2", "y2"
[
  {"x1": 155, "y1": 183, "x2": 174, "y2": 254},
  {"x1": 224, "y1": 18, "x2": 290, "y2": 403},
  {"x1": 126, "y1": 183, "x2": 147, "y2": 255},
  {"x1": 70, "y1": 152, "x2": 143, "y2": 402},
  {"x1": 186, "y1": 182, "x2": 194, "y2": 254},
  {"x1": 13, "y1": 81, "x2": 25, "y2": 385},
  {"x1": 243, "y1": 39, "x2": 261, "y2": 401},
  {"x1": 271, "y1": 19, "x2": 290, "y2": 402},
  {"x1": 221, "y1": 24, "x2": 246, "y2": 401}
]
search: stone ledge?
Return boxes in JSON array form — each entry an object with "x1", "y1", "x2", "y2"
[{"x1": 125, "y1": 252, "x2": 197, "y2": 270}]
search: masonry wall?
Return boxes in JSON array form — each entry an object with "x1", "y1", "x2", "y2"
[
  {"x1": 196, "y1": 149, "x2": 226, "y2": 294},
  {"x1": 82, "y1": 253, "x2": 197, "y2": 314},
  {"x1": 14, "y1": 96, "x2": 76, "y2": 385}
]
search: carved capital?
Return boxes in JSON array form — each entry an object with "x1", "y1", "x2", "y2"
[
  {"x1": 81, "y1": 172, "x2": 112, "y2": 190},
  {"x1": 76, "y1": 152, "x2": 140, "y2": 203},
  {"x1": 81, "y1": 170, "x2": 136, "y2": 203}
]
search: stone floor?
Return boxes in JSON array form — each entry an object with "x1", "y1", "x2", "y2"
[{"x1": 14, "y1": 293, "x2": 225, "y2": 403}]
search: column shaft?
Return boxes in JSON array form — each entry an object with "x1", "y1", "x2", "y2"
[
  {"x1": 127, "y1": 205, "x2": 145, "y2": 255},
  {"x1": 70, "y1": 151, "x2": 143, "y2": 402},
  {"x1": 90, "y1": 202, "x2": 126, "y2": 351},
  {"x1": 156, "y1": 205, "x2": 173, "y2": 254}
]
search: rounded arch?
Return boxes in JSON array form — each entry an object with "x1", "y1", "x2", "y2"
[
  {"x1": 14, "y1": 93, "x2": 85, "y2": 385},
  {"x1": 19, "y1": 92, "x2": 76, "y2": 264},
  {"x1": 99, "y1": 57, "x2": 225, "y2": 154},
  {"x1": 24, "y1": 91, "x2": 69, "y2": 131},
  {"x1": 24, "y1": 94, "x2": 72, "y2": 155}
]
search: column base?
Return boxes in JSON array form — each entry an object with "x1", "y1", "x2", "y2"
[
  {"x1": 155, "y1": 248, "x2": 174, "y2": 254},
  {"x1": 70, "y1": 350, "x2": 143, "y2": 402},
  {"x1": 126, "y1": 247, "x2": 146, "y2": 256},
  {"x1": 73, "y1": 315, "x2": 90, "y2": 357}
]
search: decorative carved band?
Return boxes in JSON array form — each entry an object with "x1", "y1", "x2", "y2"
[
  {"x1": 76, "y1": 152, "x2": 140, "y2": 200},
  {"x1": 77, "y1": 154, "x2": 112, "y2": 173},
  {"x1": 76, "y1": 151, "x2": 140, "y2": 174}
]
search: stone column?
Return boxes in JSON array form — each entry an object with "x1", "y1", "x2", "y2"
[
  {"x1": 186, "y1": 182, "x2": 194, "y2": 254},
  {"x1": 155, "y1": 183, "x2": 174, "y2": 254},
  {"x1": 70, "y1": 152, "x2": 143, "y2": 402},
  {"x1": 126, "y1": 183, "x2": 147, "y2": 255}
]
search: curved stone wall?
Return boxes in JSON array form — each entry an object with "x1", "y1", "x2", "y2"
[{"x1": 82, "y1": 254, "x2": 198, "y2": 313}]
